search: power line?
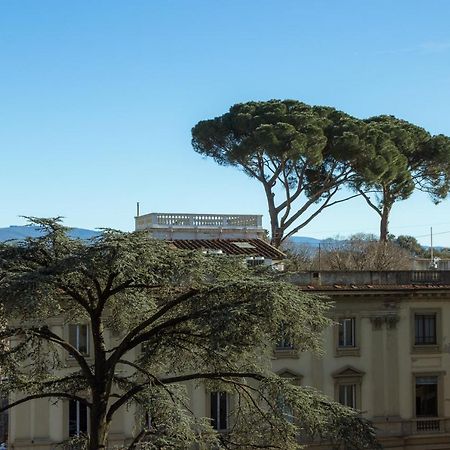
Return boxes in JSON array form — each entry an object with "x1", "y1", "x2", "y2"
[{"x1": 413, "y1": 230, "x2": 450, "y2": 239}]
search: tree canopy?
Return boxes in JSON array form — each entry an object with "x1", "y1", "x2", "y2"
[
  {"x1": 192, "y1": 100, "x2": 379, "y2": 247},
  {"x1": 192, "y1": 101, "x2": 450, "y2": 245},
  {"x1": 0, "y1": 218, "x2": 379, "y2": 450},
  {"x1": 354, "y1": 115, "x2": 450, "y2": 241}
]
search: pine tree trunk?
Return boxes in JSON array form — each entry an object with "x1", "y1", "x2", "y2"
[
  {"x1": 271, "y1": 227, "x2": 283, "y2": 248},
  {"x1": 379, "y1": 206, "x2": 390, "y2": 242},
  {"x1": 264, "y1": 182, "x2": 283, "y2": 248}
]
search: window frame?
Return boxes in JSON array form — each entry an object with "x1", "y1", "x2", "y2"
[
  {"x1": 333, "y1": 366, "x2": 364, "y2": 410},
  {"x1": 338, "y1": 317, "x2": 356, "y2": 348},
  {"x1": 209, "y1": 391, "x2": 229, "y2": 432},
  {"x1": 68, "y1": 399, "x2": 89, "y2": 437},
  {"x1": 276, "y1": 370, "x2": 303, "y2": 424},
  {"x1": 67, "y1": 324, "x2": 91, "y2": 359},
  {"x1": 413, "y1": 372, "x2": 444, "y2": 419},
  {"x1": 274, "y1": 322, "x2": 298, "y2": 358},
  {"x1": 411, "y1": 309, "x2": 441, "y2": 354},
  {"x1": 338, "y1": 383, "x2": 357, "y2": 409},
  {"x1": 334, "y1": 316, "x2": 360, "y2": 357}
]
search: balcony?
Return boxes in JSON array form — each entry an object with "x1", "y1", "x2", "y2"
[
  {"x1": 368, "y1": 417, "x2": 450, "y2": 438},
  {"x1": 415, "y1": 418, "x2": 442, "y2": 433}
]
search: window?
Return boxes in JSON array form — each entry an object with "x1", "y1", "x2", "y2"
[
  {"x1": 69, "y1": 324, "x2": 89, "y2": 355},
  {"x1": 276, "y1": 371, "x2": 302, "y2": 423},
  {"x1": 415, "y1": 314, "x2": 437, "y2": 345},
  {"x1": 69, "y1": 400, "x2": 88, "y2": 436},
  {"x1": 144, "y1": 411, "x2": 152, "y2": 429},
  {"x1": 338, "y1": 318, "x2": 355, "y2": 348},
  {"x1": 333, "y1": 366, "x2": 364, "y2": 410},
  {"x1": 276, "y1": 335, "x2": 293, "y2": 350},
  {"x1": 416, "y1": 376, "x2": 438, "y2": 417},
  {"x1": 246, "y1": 257, "x2": 265, "y2": 267},
  {"x1": 275, "y1": 322, "x2": 294, "y2": 350},
  {"x1": 338, "y1": 384, "x2": 356, "y2": 409},
  {"x1": 210, "y1": 392, "x2": 228, "y2": 431},
  {"x1": 277, "y1": 395, "x2": 294, "y2": 423}
]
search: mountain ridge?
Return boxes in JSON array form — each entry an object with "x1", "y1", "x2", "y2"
[{"x1": 0, "y1": 225, "x2": 100, "y2": 242}]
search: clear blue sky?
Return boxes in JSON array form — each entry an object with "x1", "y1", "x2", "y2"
[{"x1": 2, "y1": 0, "x2": 450, "y2": 245}]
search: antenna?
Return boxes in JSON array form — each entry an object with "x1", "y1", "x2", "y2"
[
  {"x1": 430, "y1": 226, "x2": 433, "y2": 262},
  {"x1": 136, "y1": 202, "x2": 140, "y2": 217}
]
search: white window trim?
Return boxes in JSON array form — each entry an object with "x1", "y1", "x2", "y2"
[
  {"x1": 67, "y1": 324, "x2": 90, "y2": 360},
  {"x1": 339, "y1": 383, "x2": 357, "y2": 409},
  {"x1": 335, "y1": 316, "x2": 360, "y2": 357},
  {"x1": 338, "y1": 318, "x2": 356, "y2": 348},
  {"x1": 210, "y1": 391, "x2": 229, "y2": 431},
  {"x1": 69, "y1": 400, "x2": 89, "y2": 436}
]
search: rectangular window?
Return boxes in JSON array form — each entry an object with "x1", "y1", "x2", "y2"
[
  {"x1": 276, "y1": 335, "x2": 294, "y2": 350},
  {"x1": 338, "y1": 384, "x2": 356, "y2": 409},
  {"x1": 338, "y1": 318, "x2": 355, "y2": 348},
  {"x1": 210, "y1": 392, "x2": 228, "y2": 431},
  {"x1": 415, "y1": 314, "x2": 437, "y2": 345},
  {"x1": 276, "y1": 322, "x2": 293, "y2": 350},
  {"x1": 69, "y1": 400, "x2": 88, "y2": 436},
  {"x1": 69, "y1": 324, "x2": 89, "y2": 355},
  {"x1": 416, "y1": 376, "x2": 438, "y2": 417},
  {"x1": 277, "y1": 395, "x2": 294, "y2": 423}
]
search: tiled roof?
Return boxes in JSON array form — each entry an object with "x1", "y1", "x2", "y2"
[
  {"x1": 298, "y1": 284, "x2": 450, "y2": 292},
  {"x1": 169, "y1": 238, "x2": 285, "y2": 260}
]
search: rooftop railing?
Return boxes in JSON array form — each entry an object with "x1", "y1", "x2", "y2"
[
  {"x1": 136, "y1": 213, "x2": 263, "y2": 229},
  {"x1": 291, "y1": 270, "x2": 450, "y2": 286}
]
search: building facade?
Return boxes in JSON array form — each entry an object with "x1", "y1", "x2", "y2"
[
  {"x1": 7, "y1": 213, "x2": 450, "y2": 449},
  {"x1": 278, "y1": 270, "x2": 450, "y2": 449}
]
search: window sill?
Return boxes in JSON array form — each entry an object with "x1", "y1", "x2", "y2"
[
  {"x1": 65, "y1": 355, "x2": 93, "y2": 366},
  {"x1": 335, "y1": 346, "x2": 360, "y2": 357},
  {"x1": 411, "y1": 345, "x2": 440, "y2": 354},
  {"x1": 273, "y1": 348, "x2": 299, "y2": 359}
]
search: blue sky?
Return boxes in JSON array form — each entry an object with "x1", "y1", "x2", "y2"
[{"x1": 2, "y1": 0, "x2": 450, "y2": 245}]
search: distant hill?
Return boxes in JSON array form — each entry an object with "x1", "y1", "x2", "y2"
[
  {"x1": 289, "y1": 236, "x2": 323, "y2": 246},
  {"x1": 0, "y1": 225, "x2": 100, "y2": 242},
  {"x1": 285, "y1": 235, "x2": 344, "y2": 254}
]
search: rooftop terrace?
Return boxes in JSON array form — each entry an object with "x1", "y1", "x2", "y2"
[{"x1": 135, "y1": 213, "x2": 263, "y2": 231}]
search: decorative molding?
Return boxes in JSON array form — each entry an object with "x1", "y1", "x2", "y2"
[
  {"x1": 369, "y1": 314, "x2": 400, "y2": 330},
  {"x1": 332, "y1": 365, "x2": 365, "y2": 379}
]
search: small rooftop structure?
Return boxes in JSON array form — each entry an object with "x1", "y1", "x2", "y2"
[{"x1": 135, "y1": 212, "x2": 265, "y2": 240}]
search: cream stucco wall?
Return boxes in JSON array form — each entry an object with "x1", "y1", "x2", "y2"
[{"x1": 8, "y1": 288, "x2": 450, "y2": 450}]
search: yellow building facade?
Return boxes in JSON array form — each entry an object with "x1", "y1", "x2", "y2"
[{"x1": 8, "y1": 270, "x2": 450, "y2": 450}]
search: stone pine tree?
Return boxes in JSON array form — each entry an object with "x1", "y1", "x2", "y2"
[
  {"x1": 0, "y1": 218, "x2": 380, "y2": 450},
  {"x1": 354, "y1": 115, "x2": 450, "y2": 241},
  {"x1": 191, "y1": 100, "x2": 380, "y2": 248}
]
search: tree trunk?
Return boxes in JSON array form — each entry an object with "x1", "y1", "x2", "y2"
[
  {"x1": 379, "y1": 205, "x2": 391, "y2": 242},
  {"x1": 271, "y1": 227, "x2": 284, "y2": 248},
  {"x1": 263, "y1": 182, "x2": 284, "y2": 248},
  {"x1": 89, "y1": 401, "x2": 110, "y2": 450}
]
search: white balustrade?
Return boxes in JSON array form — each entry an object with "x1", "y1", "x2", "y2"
[{"x1": 136, "y1": 213, "x2": 263, "y2": 229}]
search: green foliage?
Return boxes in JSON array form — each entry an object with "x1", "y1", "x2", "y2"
[
  {"x1": 192, "y1": 102, "x2": 450, "y2": 244},
  {"x1": 192, "y1": 100, "x2": 374, "y2": 247},
  {"x1": 394, "y1": 235, "x2": 424, "y2": 256},
  {"x1": 355, "y1": 115, "x2": 450, "y2": 240},
  {"x1": 0, "y1": 218, "x2": 380, "y2": 450}
]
